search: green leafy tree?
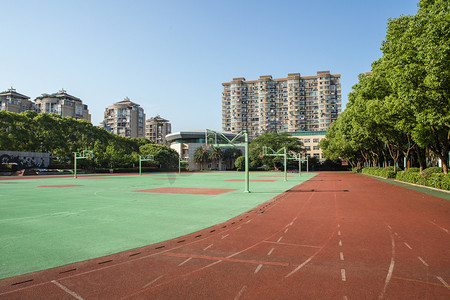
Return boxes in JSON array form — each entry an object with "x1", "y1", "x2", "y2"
[
  {"x1": 139, "y1": 143, "x2": 178, "y2": 170},
  {"x1": 208, "y1": 146, "x2": 224, "y2": 170},
  {"x1": 249, "y1": 132, "x2": 304, "y2": 170},
  {"x1": 193, "y1": 146, "x2": 209, "y2": 170}
]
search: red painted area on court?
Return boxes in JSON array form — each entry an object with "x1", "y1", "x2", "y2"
[
  {"x1": 133, "y1": 187, "x2": 238, "y2": 195},
  {"x1": 225, "y1": 179, "x2": 276, "y2": 182},
  {"x1": 38, "y1": 185, "x2": 84, "y2": 188},
  {"x1": 1, "y1": 173, "x2": 449, "y2": 299}
]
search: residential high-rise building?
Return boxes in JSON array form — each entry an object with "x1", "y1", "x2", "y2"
[
  {"x1": 34, "y1": 89, "x2": 91, "y2": 121},
  {"x1": 0, "y1": 88, "x2": 34, "y2": 113},
  {"x1": 222, "y1": 71, "x2": 341, "y2": 138},
  {"x1": 102, "y1": 97, "x2": 145, "y2": 138},
  {"x1": 145, "y1": 115, "x2": 172, "y2": 145}
]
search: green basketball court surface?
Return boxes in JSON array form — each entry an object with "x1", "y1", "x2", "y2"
[{"x1": 0, "y1": 171, "x2": 317, "y2": 279}]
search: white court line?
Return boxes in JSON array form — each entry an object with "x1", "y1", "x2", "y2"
[
  {"x1": 234, "y1": 285, "x2": 247, "y2": 300},
  {"x1": 341, "y1": 269, "x2": 346, "y2": 281},
  {"x1": 338, "y1": 231, "x2": 341, "y2": 236},
  {"x1": 277, "y1": 236, "x2": 283, "y2": 243},
  {"x1": 52, "y1": 280, "x2": 85, "y2": 300},
  {"x1": 436, "y1": 276, "x2": 450, "y2": 289},
  {"x1": 203, "y1": 244, "x2": 213, "y2": 251},
  {"x1": 221, "y1": 234, "x2": 229, "y2": 239},
  {"x1": 403, "y1": 242, "x2": 412, "y2": 250},
  {"x1": 267, "y1": 248, "x2": 275, "y2": 256},
  {"x1": 338, "y1": 224, "x2": 341, "y2": 228},
  {"x1": 378, "y1": 228, "x2": 395, "y2": 300},
  {"x1": 339, "y1": 240, "x2": 342, "y2": 247},
  {"x1": 340, "y1": 252, "x2": 344, "y2": 261},
  {"x1": 284, "y1": 228, "x2": 289, "y2": 233},
  {"x1": 343, "y1": 296, "x2": 348, "y2": 300},
  {"x1": 254, "y1": 264, "x2": 263, "y2": 274},
  {"x1": 245, "y1": 219, "x2": 252, "y2": 224},
  {"x1": 417, "y1": 257, "x2": 429, "y2": 267},
  {"x1": 178, "y1": 257, "x2": 192, "y2": 266}
]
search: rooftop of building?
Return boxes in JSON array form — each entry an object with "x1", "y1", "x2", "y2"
[
  {"x1": 0, "y1": 87, "x2": 30, "y2": 100},
  {"x1": 36, "y1": 89, "x2": 81, "y2": 101}
]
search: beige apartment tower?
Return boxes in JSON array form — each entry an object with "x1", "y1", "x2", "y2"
[
  {"x1": 102, "y1": 97, "x2": 145, "y2": 138},
  {"x1": 34, "y1": 89, "x2": 91, "y2": 121},
  {"x1": 222, "y1": 71, "x2": 341, "y2": 138},
  {"x1": 0, "y1": 88, "x2": 34, "y2": 113},
  {"x1": 145, "y1": 115, "x2": 172, "y2": 145}
]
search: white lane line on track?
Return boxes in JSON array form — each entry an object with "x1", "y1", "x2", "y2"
[
  {"x1": 417, "y1": 256, "x2": 429, "y2": 267},
  {"x1": 245, "y1": 219, "x2": 252, "y2": 224},
  {"x1": 178, "y1": 257, "x2": 192, "y2": 266},
  {"x1": 203, "y1": 244, "x2": 213, "y2": 251},
  {"x1": 343, "y1": 296, "x2": 348, "y2": 300},
  {"x1": 284, "y1": 228, "x2": 289, "y2": 233},
  {"x1": 341, "y1": 269, "x2": 346, "y2": 281},
  {"x1": 263, "y1": 240, "x2": 321, "y2": 248},
  {"x1": 254, "y1": 264, "x2": 263, "y2": 274},
  {"x1": 234, "y1": 285, "x2": 247, "y2": 300},
  {"x1": 338, "y1": 224, "x2": 341, "y2": 228},
  {"x1": 221, "y1": 234, "x2": 229, "y2": 239},
  {"x1": 52, "y1": 280, "x2": 85, "y2": 300},
  {"x1": 436, "y1": 276, "x2": 450, "y2": 289},
  {"x1": 429, "y1": 221, "x2": 449, "y2": 234},
  {"x1": 339, "y1": 240, "x2": 342, "y2": 247},
  {"x1": 142, "y1": 275, "x2": 164, "y2": 289},
  {"x1": 277, "y1": 236, "x2": 283, "y2": 243},
  {"x1": 387, "y1": 225, "x2": 392, "y2": 230},
  {"x1": 338, "y1": 231, "x2": 341, "y2": 236},
  {"x1": 267, "y1": 248, "x2": 275, "y2": 256},
  {"x1": 340, "y1": 252, "x2": 344, "y2": 261},
  {"x1": 378, "y1": 228, "x2": 395, "y2": 300},
  {"x1": 403, "y1": 242, "x2": 412, "y2": 250}
]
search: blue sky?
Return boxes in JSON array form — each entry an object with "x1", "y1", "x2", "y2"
[{"x1": 1, "y1": 0, "x2": 419, "y2": 132}]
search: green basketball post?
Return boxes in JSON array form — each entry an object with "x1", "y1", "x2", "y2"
[
  {"x1": 139, "y1": 155, "x2": 154, "y2": 176},
  {"x1": 73, "y1": 150, "x2": 93, "y2": 179},
  {"x1": 179, "y1": 156, "x2": 188, "y2": 174},
  {"x1": 206, "y1": 129, "x2": 250, "y2": 193},
  {"x1": 262, "y1": 146, "x2": 288, "y2": 182}
]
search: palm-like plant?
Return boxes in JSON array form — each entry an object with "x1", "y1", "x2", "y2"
[
  {"x1": 194, "y1": 146, "x2": 209, "y2": 170},
  {"x1": 209, "y1": 146, "x2": 224, "y2": 170}
]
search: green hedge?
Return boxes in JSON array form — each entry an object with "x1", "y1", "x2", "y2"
[
  {"x1": 396, "y1": 167, "x2": 449, "y2": 191},
  {"x1": 361, "y1": 167, "x2": 396, "y2": 178}
]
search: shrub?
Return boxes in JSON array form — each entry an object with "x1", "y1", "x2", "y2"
[
  {"x1": 425, "y1": 173, "x2": 450, "y2": 190},
  {"x1": 396, "y1": 169, "x2": 421, "y2": 184},
  {"x1": 418, "y1": 167, "x2": 443, "y2": 185},
  {"x1": 362, "y1": 167, "x2": 396, "y2": 178}
]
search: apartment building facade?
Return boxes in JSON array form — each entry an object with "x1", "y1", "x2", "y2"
[
  {"x1": 222, "y1": 71, "x2": 341, "y2": 138},
  {"x1": 0, "y1": 88, "x2": 34, "y2": 113},
  {"x1": 145, "y1": 115, "x2": 172, "y2": 145},
  {"x1": 34, "y1": 89, "x2": 91, "y2": 121},
  {"x1": 102, "y1": 97, "x2": 145, "y2": 138}
]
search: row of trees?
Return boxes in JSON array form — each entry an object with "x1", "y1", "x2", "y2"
[
  {"x1": 320, "y1": 0, "x2": 449, "y2": 174},
  {"x1": 193, "y1": 133, "x2": 305, "y2": 171},
  {"x1": 0, "y1": 110, "x2": 179, "y2": 169}
]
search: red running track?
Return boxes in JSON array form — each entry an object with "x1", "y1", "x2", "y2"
[{"x1": 0, "y1": 173, "x2": 449, "y2": 299}]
